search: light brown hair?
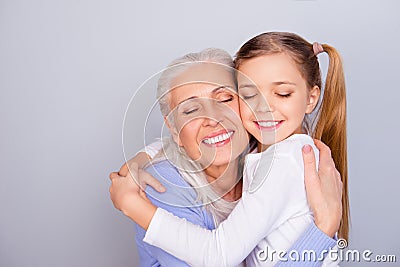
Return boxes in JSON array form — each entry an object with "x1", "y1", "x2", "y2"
[{"x1": 234, "y1": 32, "x2": 349, "y2": 240}]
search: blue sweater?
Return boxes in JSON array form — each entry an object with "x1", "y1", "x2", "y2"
[{"x1": 134, "y1": 160, "x2": 336, "y2": 266}]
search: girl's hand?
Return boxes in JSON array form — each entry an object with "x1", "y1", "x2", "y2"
[
  {"x1": 109, "y1": 163, "x2": 157, "y2": 229},
  {"x1": 118, "y1": 153, "x2": 166, "y2": 193},
  {"x1": 302, "y1": 139, "x2": 343, "y2": 237}
]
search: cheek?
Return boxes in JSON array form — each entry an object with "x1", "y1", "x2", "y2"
[
  {"x1": 284, "y1": 98, "x2": 308, "y2": 120},
  {"x1": 177, "y1": 120, "x2": 201, "y2": 145},
  {"x1": 226, "y1": 98, "x2": 241, "y2": 117},
  {"x1": 239, "y1": 100, "x2": 253, "y2": 121}
]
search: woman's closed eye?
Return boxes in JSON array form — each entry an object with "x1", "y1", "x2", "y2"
[
  {"x1": 219, "y1": 96, "x2": 234, "y2": 103},
  {"x1": 182, "y1": 107, "x2": 199, "y2": 115}
]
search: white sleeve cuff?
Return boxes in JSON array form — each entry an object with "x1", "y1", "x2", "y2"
[
  {"x1": 137, "y1": 140, "x2": 163, "y2": 159},
  {"x1": 143, "y1": 208, "x2": 170, "y2": 245}
]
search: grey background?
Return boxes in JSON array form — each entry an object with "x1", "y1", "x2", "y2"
[{"x1": 1, "y1": 0, "x2": 399, "y2": 266}]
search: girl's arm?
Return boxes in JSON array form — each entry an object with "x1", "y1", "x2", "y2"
[
  {"x1": 114, "y1": 139, "x2": 340, "y2": 237},
  {"x1": 142, "y1": 136, "x2": 319, "y2": 266},
  {"x1": 134, "y1": 161, "x2": 215, "y2": 267}
]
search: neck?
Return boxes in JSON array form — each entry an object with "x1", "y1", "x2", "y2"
[
  {"x1": 258, "y1": 143, "x2": 270, "y2": 152},
  {"x1": 258, "y1": 128, "x2": 306, "y2": 152},
  {"x1": 204, "y1": 159, "x2": 242, "y2": 202}
]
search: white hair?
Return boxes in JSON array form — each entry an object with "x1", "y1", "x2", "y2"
[
  {"x1": 157, "y1": 47, "x2": 235, "y2": 117},
  {"x1": 152, "y1": 48, "x2": 240, "y2": 226}
]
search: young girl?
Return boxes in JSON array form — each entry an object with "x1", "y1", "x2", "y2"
[{"x1": 113, "y1": 32, "x2": 348, "y2": 266}]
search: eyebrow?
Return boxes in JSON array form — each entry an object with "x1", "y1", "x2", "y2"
[
  {"x1": 238, "y1": 83, "x2": 257, "y2": 89},
  {"x1": 239, "y1": 81, "x2": 297, "y2": 89},
  {"x1": 177, "y1": 85, "x2": 235, "y2": 106},
  {"x1": 272, "y1": 81, "x2": 297, "y2": 86},
  {"x1": 177, "y1": 96, "x2": 197, "y2": 106}
]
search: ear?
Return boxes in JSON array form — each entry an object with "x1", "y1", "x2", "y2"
[
  {"x1": 305, "y1": 85, "x2": 321, "y2": 114},
  {"x1": 164, "y1": 116, "x2": 183, "y2": 147}
]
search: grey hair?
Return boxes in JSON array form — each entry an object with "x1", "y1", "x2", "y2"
[
  {"x1": 152, "y1": 48, "x2": 240, "y2": 226},
  {"x1": 157, "y1": 48, "x2": 235, "y2": 117}
]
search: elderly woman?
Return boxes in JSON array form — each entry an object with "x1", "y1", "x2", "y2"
[{"x1": 110, "y1": 48, "x2": 341, "y2": 266}]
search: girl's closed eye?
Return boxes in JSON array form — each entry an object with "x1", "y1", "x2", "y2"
[
  {"x1": 238, "y1": 86, "x2": 258, "y2": 101},
  {"x1": 241, "y1": 94, "x2": 257, "y2": 100},
  {"x1": 276, "y1": 92, "x2": 292, "y2": 98}
]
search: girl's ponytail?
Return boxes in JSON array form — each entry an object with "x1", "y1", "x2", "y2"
[{"x1": 314, "y1": 45, "x2": 349, "y2": 240}]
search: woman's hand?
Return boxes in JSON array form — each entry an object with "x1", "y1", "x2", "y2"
[
  {"x1": 109, "y1": 162, "x2": 157, "y2": 229},
  {"x1": 302, "y1": 139, "x2": 343, "y2": 237},
  {"x1": 109, "y1": 163, "x2": 147, "y2": 212},
  {"x1": 117, "y1": 153, "x2": 166, "y2": 193}
]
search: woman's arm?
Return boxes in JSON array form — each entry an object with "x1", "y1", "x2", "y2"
[
  {"x1": 134, "y1": 161, "x2": 216, "y2": 267},
  {"x1": 303, "y1": 139, "x2": 342, "y2": 237},
  {"x1": 275, "y1": 222, "x2": 337, "y2": 266},
  {"x1": 274, "y1": 141, "x2": 341, "y2": 266},
  {"x1": 109, "y1": 163, "x2": 157, "y2": 229}
]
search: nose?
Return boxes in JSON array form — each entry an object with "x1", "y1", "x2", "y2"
[
  {"x1": 201, "y1": 103, "x2": 224, "y2": 127},
  {"x1": 255, "y1": 96, "x2": 273, "y2": 113},
  {"x1": 202, "y1": 117, "x2": 221, "y2": 127}
]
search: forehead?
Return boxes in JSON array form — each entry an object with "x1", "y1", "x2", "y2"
[
  {"x1": 170, "y1": 62, "x2": 235, "y2": 88},
  {"x1": 237, "y1": 53, "x2": 306, "y2": 87},
  {"x1": 168, "y1": 63, "x2": 236, "y2": 108}
]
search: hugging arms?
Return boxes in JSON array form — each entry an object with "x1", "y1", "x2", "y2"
[{"x1": 110, "y1": 34, "x2": 347, "y2": 266}]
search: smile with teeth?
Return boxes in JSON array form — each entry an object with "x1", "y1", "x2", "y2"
[
  {"x1": 255, "y1": 120, "x2": 283, "y2": 130},
  {"x1": 202, "y1": 131, "x2": 234, "y2": 145},
  {"x1": 257, "y1": 121, "x2": 279, "y2": 127}
]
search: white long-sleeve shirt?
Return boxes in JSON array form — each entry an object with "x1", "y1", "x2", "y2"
[{"x1": 143, "y1": 134, "x2": 338, "y2": 266}]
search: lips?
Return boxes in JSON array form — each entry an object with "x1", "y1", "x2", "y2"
[
  {"x1": 202, "y1": 130, "x2": 234, "y2": 146},
  {"x1": 255, "y1": 120, "x2": 283, "y2": 131}
]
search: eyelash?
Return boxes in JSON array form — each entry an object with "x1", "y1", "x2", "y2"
[
  {"x1": 277, "y1": 93, "x2": 291, "y2": 98},
  {"x1": 183, "y1": 108, "x2": 199, "y2": 115},
  {"x1": 241, "y1": 95, "x2": 256, "y2": 100},
  {"x1": 219, "y1": 96, "x2": 233, "y2": 103},
  {"x1": 182, "y1": 95, "x2": 233, "y2": 114}
]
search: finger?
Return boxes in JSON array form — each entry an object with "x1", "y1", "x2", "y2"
[
  {"x1": 335, "y1": 169, "x2": 342, "y2": 182},
  {"x1": 126, "y1": 162, "x2": 138, "y2": 181},
  {"x1": 125, "y1": 165, "x2": 141, "y2": 189},
  {"x1": 139, "y1": 169, "x2": 166, "y2": 192},
  {"x1": 127, "y1": 162, "x2": 139, "y2": 176},
  {"x1": 139, "y1": 189, "x2": 149, "y2": 200},
  {"x1": 118, "y1": 162, "x2": 129, "y2": 177},
  {"x1": 302, "y1": 145, "x2": 322, "y2": 200},
  {"x1": 313, "y1": 139, "x2": 331, "y2": 157},
  {"x1": 313, "y1": 139, "x2": 335, "y2": 169},
  {"x1": 302, "y1": 144, "x2": 319, "y2": 182},
  {"x1": 109, "y1": 172, "x2": 120, "y2": 180}
]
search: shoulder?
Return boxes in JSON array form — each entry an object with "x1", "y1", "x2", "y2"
[
  {"x1": 273, "y1": 134, "x2": 315, "y2": 155},
  {"x1": 144, "y1": 160, "x2": 215, "y2": 230},
  {"x1": 258, "y1": 134, "x2": 318, "y2": 162},
  {"x1": 249, "y1": 135, "x2": 318, "y2": 191},
  {"x1": 144, "y1": 160, "x2": 200, "y2": 208},
  {"x1": 146, "y1": 160, "x2": 182, "y2": 181}
]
